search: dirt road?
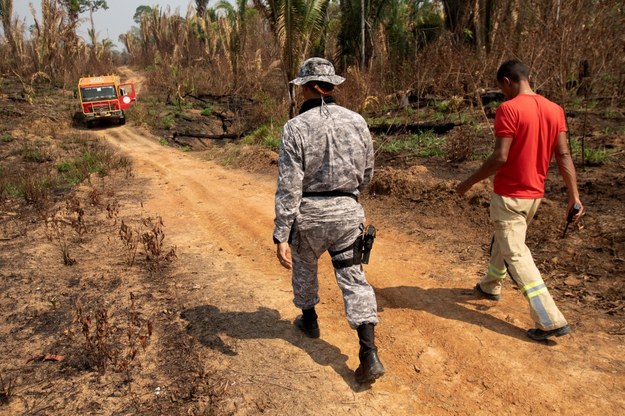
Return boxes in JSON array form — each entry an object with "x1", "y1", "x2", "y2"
[{"x1": 96, "y1": 124, "x2": 625, "y2": 416}]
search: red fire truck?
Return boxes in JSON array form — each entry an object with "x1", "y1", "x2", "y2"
[{"x1": 76, "y1": 75, "x2": 136, "y2": 127}]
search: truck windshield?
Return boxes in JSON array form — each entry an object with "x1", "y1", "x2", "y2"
[{"x1": 80, "y1": 86, "x2": 117, "y2": 102}]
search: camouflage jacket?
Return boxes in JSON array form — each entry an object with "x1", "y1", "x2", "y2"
[{"x1": 273, "y1": 102, "x2": 374, "y2": 243}]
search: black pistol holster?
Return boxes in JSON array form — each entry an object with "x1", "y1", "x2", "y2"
[{"x1": 329, "y1": 225, "x2": 376, "y2": 269}]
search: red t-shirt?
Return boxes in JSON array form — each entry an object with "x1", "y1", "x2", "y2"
[{"x1": 493, "y1": 94, "x2": 567, "y2": 198}]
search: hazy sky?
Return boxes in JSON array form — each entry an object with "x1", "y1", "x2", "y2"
[{"x1": 12, "y1": 0, "x2": 199, "y2": 49}]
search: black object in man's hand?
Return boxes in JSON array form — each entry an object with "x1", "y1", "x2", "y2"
[{"x1": 562, "y1": 203, "x2": 581, "y2": 238}]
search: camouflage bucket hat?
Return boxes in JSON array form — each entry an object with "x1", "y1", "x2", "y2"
[{"x1": 290, "y1": 57, "x2": 345, "y2": 86}]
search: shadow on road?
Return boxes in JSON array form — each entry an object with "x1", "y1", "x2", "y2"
[
  {"x1": 180, "y1": 305, "x2": 371, "y2": 391},
  {"x1": 376, "y1": 285, "x2": 544, "y2": 344}
]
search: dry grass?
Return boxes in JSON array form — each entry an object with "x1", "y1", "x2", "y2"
[{"x1": 2, "y1": 1, "x2": 620, "y2": 123}]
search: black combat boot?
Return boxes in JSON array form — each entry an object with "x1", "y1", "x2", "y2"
[
  {"x1": 355, "y1": 323, "x2": 385, "y2": 383},
  {"x1": 294, "y1": 307, "x2": 320, "y2": 338}
]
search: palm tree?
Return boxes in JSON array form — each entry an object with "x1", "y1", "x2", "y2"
[
  {"x1": 215, "y1": 0, "x2": 250, "y2": 86},
  {"x1": 337, "y1": 0, "x2": 388, "y2": 72},
  {"x1": 195, "y1": 0, "x2": 210, "y2": 17},
  {"x1": 252, "y1": 0, "x2": 330, "y2": 117}
]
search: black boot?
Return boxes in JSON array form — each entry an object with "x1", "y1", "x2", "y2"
[
  {"x1": 355, "y1": 323, "x2": 385, "y2": 383},
  {"x1": 294, "y1": 307, "x2": 320, "y2": 338}
]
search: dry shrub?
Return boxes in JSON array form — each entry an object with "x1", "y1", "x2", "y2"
[
  {"x1": 119, "y1": 219, "x2": 140, "y2": 267},
  {"x1": 71, "y1": 301, "x2": 112, "y2": 373},
  {"x1": 0, "y1": 373, "x2": 14, "y2": 406},
  {"x1": 141, "y1": 216, "x2": 177, "y2": 275},
  {"x1": 46, "y1": 214, "x2": 77, "y2": 266},
  {"x1": 335, "y1": 1, "x2": 625, "y2": 116},
  {"x1": 118, "y1": 215, "x2": 177, "y2": 274},
  {"x1": 398, "y1": 2, "x2": 621, "y2": 106},
  {"x1": 2, "y1": 0, "x2": 623, "y2": 112},
  {"x1": 20, "y1": 169, "x2": 52, "y2": 208},
  {"x1": 120, "y1": 2, "x2": 624, "y2": 122},
  {"x1": 44, "y1": 193, "x2": 95, "y2": 265},
  {"x1": 106, "y1": 199, "x2": 119, "y2": 224},
  {"x1": 445, "y1": 127, "x2": 478, "y2": 163},
  {"x1": 69, "y1": 294, "x2": 153, "y2": 388},
  {"x1": 65, "y1": 195, "x2": 87, "y2": 238}
]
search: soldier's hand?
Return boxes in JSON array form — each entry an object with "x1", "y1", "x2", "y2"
[{"x1": 277, "y1": 242, "x2": 292, "y2": 270}]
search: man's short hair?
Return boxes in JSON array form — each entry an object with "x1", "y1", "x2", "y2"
[{"x1": 497, "y1": 59, "x2": 530, "y2": 83}]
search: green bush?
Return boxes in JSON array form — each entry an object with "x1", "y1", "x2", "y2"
[
  {"x1": 569, "y1": 137, "x2": 611, "y2": 166},
  {"x1": 22, "y1": 144, "x2": 46, "y2": 163},
  {"x1": 262, "y1": 136, "x2": 280, "y2": 152},
  {"x1": 201, "y1": 106, "x2": 213, "y2": 117},
  {"x1": 56, "y1": 161, "x2": 72, "y2": 173},
  {"x1": 162, "y1": 113, "x2": 175, "y2": 130},
  {"x1": 80, "y1": 151, "x2": 107, "y2": 175},
  {"x1": 243, "y1": 124, "x2": 281, "y2": 152},
  {"x1": 380, "y1": 130, "x2": 445, "y2": 157},
  {"x1": 603, "y1": 110, "x2": 622, "y2": 120},
  {"x1": 56, "y1": 147, "x2": 120, "y2": 187},
  {"x1": 21, "y1": 172, "x2": 53, "y2": 204},
  {"x1": 584, "y1": 147, "x2": 611, "y2": 165},
  {"x1": 3, "y1": 183, "x2": 22, "y2": 198}
]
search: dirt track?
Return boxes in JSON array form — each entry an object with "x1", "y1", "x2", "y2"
[{"x1": 96, "y1": 125, "x2": 625, "y2": 415}]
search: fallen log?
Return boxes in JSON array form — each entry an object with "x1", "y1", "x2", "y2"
[
  {"x1": 368, "y1": 122, "x2": 457, "y2": 135},
  {"x1": 171, "y1": 135, "x2": 208, "y2": 148},
  {"x1": 172, "y1": 131, "x2": 241, "y2": 140}
]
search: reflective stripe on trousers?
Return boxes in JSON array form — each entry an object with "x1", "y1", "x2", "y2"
[{"x1": 479, "y1": 193, "x2": 567, "y2": 331}]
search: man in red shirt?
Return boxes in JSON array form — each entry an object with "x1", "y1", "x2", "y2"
[{"x1": 456, "y1": 59, "x2": 584, "y2": 341}]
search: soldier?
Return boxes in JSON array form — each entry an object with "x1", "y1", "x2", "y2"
[
  {"x1": 272, "y1": 57, "x2": 384, "y2": 383},
  {"x1": 456, "y1": 59, "x2": 584, "y2": 341}
]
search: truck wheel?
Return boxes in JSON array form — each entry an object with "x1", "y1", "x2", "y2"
[
  {"x1": 118, "y1": 117, "x2": 126, "y2": 125},
  {"x1": 86, "y1": 120, "x2": 96, "y2": 129},
  {"x1": 72, "y1": 112, "x2": 84, "y2": 128}
]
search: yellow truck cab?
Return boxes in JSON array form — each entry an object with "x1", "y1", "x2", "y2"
[{"x1": 77, "y1": 75, "x2": 136, "y2": 127}]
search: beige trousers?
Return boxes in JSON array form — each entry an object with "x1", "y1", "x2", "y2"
[{"x1": 479, "y1": 193, "x2": 567, "y2": 330}]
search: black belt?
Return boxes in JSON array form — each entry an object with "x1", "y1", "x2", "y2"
[{"x1": 302, "y1": 191, "x2": 358, "y2": 202}]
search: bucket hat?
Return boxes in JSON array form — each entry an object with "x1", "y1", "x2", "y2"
[{"x1": 290, "y1": 57, "x2": 345, "y2": 86}]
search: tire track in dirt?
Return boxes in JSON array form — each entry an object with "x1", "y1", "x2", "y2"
[
  {"x1": 100, "y1": 125, "x2": 625, "y2": 415},
  {"x1": 105, "y1": 127, "x2": 274, "y2": 259}
]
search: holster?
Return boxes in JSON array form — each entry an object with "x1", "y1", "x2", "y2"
[
  {"x1": 361, "y1": 225, "x2": 376, "y2": 264},
  {"x1": 329, "y1": 224, "x2": 376, "y2": 269}
]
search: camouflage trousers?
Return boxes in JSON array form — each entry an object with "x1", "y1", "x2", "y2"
[
  {"x1": 479, "y1": 194, "x2": 567, "y2": 331},
  {"x1": 289, "y1": 221, "x2": 378, "y2": 329}
]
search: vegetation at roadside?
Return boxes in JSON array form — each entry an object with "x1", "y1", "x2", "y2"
[
  {"x1": 569, "y1": 136, "x2": 612, "y2": 166},
  {"x1": 1, "y1": 1, "x2": 622, "y2": 167},
  {"x1": 0, "y1": 129, "x2": 131, "y2": 207},
  {"x1": 379, "y1": 131, "x2": 445, "y2": 157},
  {"x1": 68, "y1": 295, "x2": 153, "y2": 388},
  {"x1": 0, "y1": 1, "x2": 623, "y2": 414},
  {"x1": 5, "y1": 1, "x2": 622, "y2": 129},
  {"x1": 242, "y1": 124, "x2": 283, "y2": 152}
]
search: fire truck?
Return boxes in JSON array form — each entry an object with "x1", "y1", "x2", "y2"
[{"x1": 76, "y1": 75, "x2": 136, "y2": 128}]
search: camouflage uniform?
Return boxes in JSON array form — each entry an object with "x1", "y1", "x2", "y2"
[{"x1": 273, "y1": 100, "x2": 378, "y2": 329}]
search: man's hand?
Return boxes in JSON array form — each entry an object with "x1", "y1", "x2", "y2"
[
  {"x1": 456, "y1": 180, "x2": 473, "y2": 196},
  {"x1": 567, "y1": 199, "x2": 585, "y2": 222},
  {"x1": 276, "y1": 242, "x2": 292, "y2": 270}
]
